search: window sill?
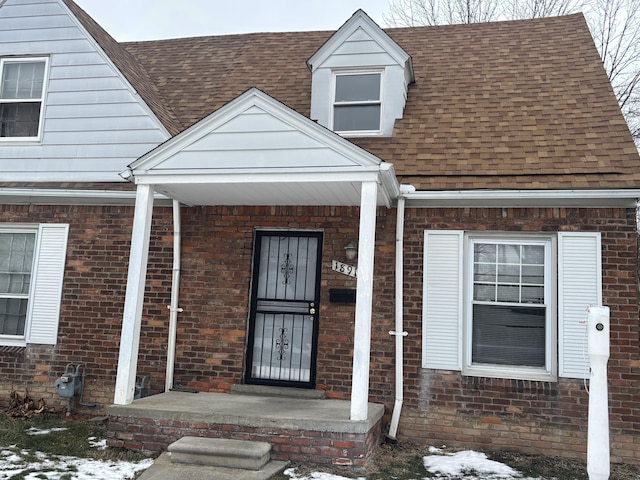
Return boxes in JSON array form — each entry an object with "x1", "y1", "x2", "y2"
[{"x1": 463, "y1": 364, "x2": 557, "y2": 383}]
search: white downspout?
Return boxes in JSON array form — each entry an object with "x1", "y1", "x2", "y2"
[
  {"x1": 387, "y1": 192, "x2": 409, "y2": 440},
  {"x1": 165, "y1": 200, "x2": 182, "y2": 392}
]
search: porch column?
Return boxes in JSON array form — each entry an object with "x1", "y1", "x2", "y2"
[
  {"x1": 114, "y1": 184, "x2": 155, "y2": 405},
  {"x1": 350, "y1": 180, "x2": 378, "y2": 421}
]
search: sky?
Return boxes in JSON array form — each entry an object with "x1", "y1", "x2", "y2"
[{"x1": 73, "y1": 1, "x2": 393, "y2": 42}]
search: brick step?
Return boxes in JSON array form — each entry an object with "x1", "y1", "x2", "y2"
[{"x1": 168, "y1": 437, "x2": 271, "y2": 471}]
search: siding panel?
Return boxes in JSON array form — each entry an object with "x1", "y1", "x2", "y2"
[{"x1": 0, "y1": 0, "x2": 168, "y2": 181}]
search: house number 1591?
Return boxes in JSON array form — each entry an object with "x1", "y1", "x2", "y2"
[{"x1": 332, "y1": 260, "x2": 357, "y2": 278}]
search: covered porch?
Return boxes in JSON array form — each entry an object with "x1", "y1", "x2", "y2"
[{"x1": 108, "y1": 88, "x2": 401, "y2": 465}]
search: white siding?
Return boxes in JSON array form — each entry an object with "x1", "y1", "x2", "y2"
[
  {"x1": 156, "y1": 105, "x2": 368, "y2": 171},
  {"x1": 422, "y1": 231, "x2": 464, "y2": 370},
  {"x1": 26, "y1": 223, "x2": 69, "y2": 345},
  {"x1": 558, "y1": 232, "x2": 602, "y2": 379},
  {"x1": 0, "y1": 0, "x2": 169, "y2": 182}
]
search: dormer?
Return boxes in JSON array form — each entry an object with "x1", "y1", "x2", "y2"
[{"x1": 307, "y1": 10, "x2": 414, "y2": 137}]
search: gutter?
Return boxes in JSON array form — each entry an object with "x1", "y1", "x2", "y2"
[
  {"x1": 387, "y1": 185, "x2": 413, "y2": 441},
  {"x1": 403, "y1": 189, "x2": 640, "y2": 208},
  {"x1": 0, "y1": 187, "x2": 172, "y2": 206},
  {"x1": 165, "y1": 200, "x2": 183, "y2": 392}
]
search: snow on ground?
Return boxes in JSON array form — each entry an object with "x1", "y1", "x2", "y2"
[
  {"x1": 0, "y1": 429, "x2": 153, "y2": 480},
  {"x1": 284, "y1": 446, "x2": 543, "y2": 480},
  {"x1": 1, "y1": 433, "x2": 543, "y2": 480}
]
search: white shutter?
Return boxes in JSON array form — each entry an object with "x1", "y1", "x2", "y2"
[
  {"x1": 26, "y1": 224, "x2": 69, "y2": 345},
  {"x1": 558, "y1": 232, "x2": 602, "y2": 378},
  {"x1": 422, "y1": 230, "x2": 463, "y2": 370}
]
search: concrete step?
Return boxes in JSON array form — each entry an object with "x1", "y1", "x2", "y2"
[
  {"x1": 138, "y1": 452, "x2": 288, "y2": 480},
  {"x1": 168, "y1": 436, "x2": 271, "y2": 470},
  {"x1": 231, "y1": 384, "x2": 326, "y2": 399}
]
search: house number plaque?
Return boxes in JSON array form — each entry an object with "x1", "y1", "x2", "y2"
[{"x1": 332, "y1": 260, "x2": 357, "y2": 278}]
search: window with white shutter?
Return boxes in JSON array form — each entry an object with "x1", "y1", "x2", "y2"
[
  {"x1": 423, "y1": 230, "x2": 601, "y2": 382},
  {"x1": 0, "y1": 224, "x2": 68, "y2": 346}
]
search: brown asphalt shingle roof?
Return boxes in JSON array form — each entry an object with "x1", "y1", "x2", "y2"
[{"x1": 69, "y1": 1, "x2": 640, "y2": 190}]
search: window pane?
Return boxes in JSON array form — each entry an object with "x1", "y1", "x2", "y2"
[
  {"x1": 0, "y1": 233, "x2": 35, "y2": 295},
  {"x1": 334, "y1": 104, "x2": 380, "y2": 131},
  {"x1": 0, "y1": 297, "x2": 28, "y2": 336},
  {"x1": 522, "y1": 265, "x2": 544, "y2": 285},
  {"x1": 498, "y1": 244, "x2": 521, "y2": 264},
  {"x1": 0, "y1": 103, "x2": 41, "y2": 137},
  {"x1": 474, "y1": 262, "x2": 495, "y2": 283},
  {"x1": 522, "y1": 245, "x2": 544, "y2": 264},
  {"x1": 1, "y1": 62, "x2": 45, "y2": 100},
  {"x1": 335, "y1": 74, "x2": 380, "y2": 102},
  {"x1": 472, "y1": 304, "x2": 545, "y2": 367},
  {"x1": 497, "y1": 284, "x2": 519, "y2": 303},
  {"x1": 497, "y1": 264, "x2": 519, "y2": 284},
  {"x1": 522, "y1": 285, "x2": 544, "y2": 304}
]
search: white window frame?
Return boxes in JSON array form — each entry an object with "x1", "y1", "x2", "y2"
[
  {"x1": 0, "y1": 225, "x2": 38, "y2": 346},
  {"x1": 330, "y1": 70, "x2": 383, "y2": 136},
  {"x1": 463, "y1": 233, "x2": 558, "y2": 382},
  {"x1": 0, "y1": 56, "x2": 50, "y2": 142}
]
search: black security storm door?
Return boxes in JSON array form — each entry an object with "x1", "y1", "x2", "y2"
[{"x1": 246, "y1": 231, "x2": 322, "y2": 388}]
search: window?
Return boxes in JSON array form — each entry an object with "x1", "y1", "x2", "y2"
[
  {"x1": 332, "y1": 72, "x2": 381, "y2": 133},
  {"x1": 423, "y1": 230, "x2": 601, "y2": 381},
  {"x1": 0, "y1": 224, "x2": 68, "y2": 347},
  {"x1": 0, "y1": 58, "x2": 48, "y2": 140},
  {"x1": 0, "y1": 231, "x2": 35, "y2": 338},
  {"x1": 467, "y1": 238, "x2": 553, "y2": 379}
]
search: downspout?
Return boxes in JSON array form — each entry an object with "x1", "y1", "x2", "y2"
[
  {"x1": 387, "y1": 190, "x2": 409, "y2": 441},
  {"x1": 165, "y1": 200, "x2": 182, "y2": 392}
]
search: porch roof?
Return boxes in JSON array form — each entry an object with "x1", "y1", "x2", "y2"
[{"x1": 123, "y1": 88, "x2": 400, "y2": 207}]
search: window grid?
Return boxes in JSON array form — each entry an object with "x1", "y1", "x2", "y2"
[
  {"x1": 0, "y1": 58, "x2": 47, "y2": 139},
  {"x1": 332, "y1": 72, "x2": 382, "y2": 133}
]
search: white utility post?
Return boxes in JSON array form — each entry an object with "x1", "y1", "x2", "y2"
[
  {"x1": 114, "y1": 184, "x2": 155, "y2": 405},
  {"x1": 350, "y1": 181, "x2": 378, "y2": 421},
  {"x1": 587, "y1": 305, "x2": 610, "y2": 480}
]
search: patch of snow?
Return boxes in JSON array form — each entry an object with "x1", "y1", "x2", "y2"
[
  {"x1": 284, "y1": 467, "x2": 366, "y2": 480},
  {"x1": 26, "y1": 427, "x2": 69, "y2": 436},
  {"x1": 88, "y1": 436, "x2": 108, "y2": 450},
  {"x1": 423, "y1": 450, "x2": 521, "y2": 478}
]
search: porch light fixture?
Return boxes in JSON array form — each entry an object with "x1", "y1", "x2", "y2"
[{"x1": 345, "y1": 241, "x2": 358, "y2": 261}]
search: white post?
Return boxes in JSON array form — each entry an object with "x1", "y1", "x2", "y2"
[
  {"x1": 350, "y1": 181, "x2": 378, "y2": 421},
  {"x1": 114, "y1": 184, "x2": 155, "y2": 405},
  {"x1": 587, "y1": 305, "x2": 610, "y2": 480}
]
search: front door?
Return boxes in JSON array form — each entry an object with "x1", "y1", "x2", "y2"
[{"x1": 246, "y1": 231, "x2": 322, "y2": 388}]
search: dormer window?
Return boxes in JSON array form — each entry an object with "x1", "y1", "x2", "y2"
[
  {"x1": 0, "y1": 57, "x2": 48, "y2": 140},
  {"x1": 333, "y1": 72, "x2": 382, "y2": 134}
]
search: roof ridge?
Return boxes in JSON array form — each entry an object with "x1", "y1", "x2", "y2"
[{"x1": 60, "y1": 0, "x2": 184, "y2": 136}]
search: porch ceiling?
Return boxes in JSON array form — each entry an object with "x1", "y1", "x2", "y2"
[{"x1": 149, "y1": 178, "x2": 380, "y2": 206}]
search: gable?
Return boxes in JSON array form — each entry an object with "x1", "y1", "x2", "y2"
[
  {"x1": 307, "y1": 10, "x2": 413, "y2": 137},
  {"x1": 0, "y1": 0, "x2": 170, "y2": 182},
  {"x1": 127, "y1": 89, "x2": 399, "y2": 207}
]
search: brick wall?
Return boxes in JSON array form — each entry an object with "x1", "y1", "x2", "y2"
[
  {"x1": 395, "y1": 207, "x2": 640, "y2": 464},
  {"x1": 2, "y1": 202, "x2": 638, "y2": 465},
  {"x1": 0, "y1": 203, "x2": 174, "y2": 412}
]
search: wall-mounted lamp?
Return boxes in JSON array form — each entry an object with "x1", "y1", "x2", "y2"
[{"x1": 344, "y1": 241, "x2": 358, "y2": 261}]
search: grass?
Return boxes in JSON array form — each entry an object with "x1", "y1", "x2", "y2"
[
  {"x1": 0, "y1": 413, "x2": 148, "y2": 463},
  {"x1": 0, "y1": 413, "x2": 154, "y2": 479}
]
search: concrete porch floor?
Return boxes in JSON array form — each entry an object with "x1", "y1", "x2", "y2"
[{"x1": 107, "y1": 389, "x2": 385, "y2": 467}]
